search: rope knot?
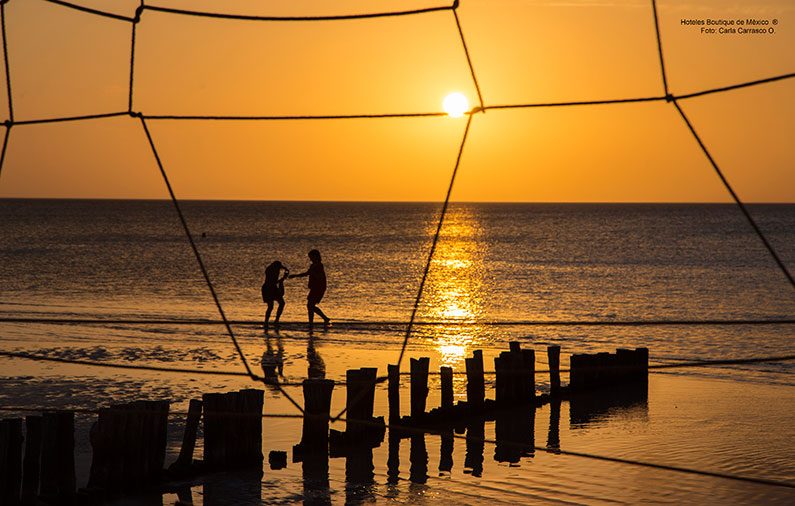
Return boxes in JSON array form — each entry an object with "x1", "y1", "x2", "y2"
[
  {"x1": 452, "y1": 0, "x2": 460, "y2": 9},
  {"x1": 3, "y1": 119, "x2": 11, "y2": 128},
  {"x1": 128, "y1": 111, "x2": 142, "y2": 118},
  {"x1": 665, "y1": 94, "x2": 674, "y2": 103},
  {"x1": 133, "y1": 5, "x2": 144, "y2": 23}
]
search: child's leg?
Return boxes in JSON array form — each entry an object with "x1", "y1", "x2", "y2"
[
  {"x1": 313, "y1": 306, "x2": 330, "y2": 323},
  {"x1": 306, "y1": 301, "x2": 315, "y2": 325},
  {"x1": 265, "y1": 301, "x2": 274, "y2": 328},
  {"x1": 275, "y1": 297, "x2": 285, "y2": 322}
]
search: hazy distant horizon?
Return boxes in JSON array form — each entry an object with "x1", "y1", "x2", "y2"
[{"x1": 2, "y1": 196, "x2": 794, "y2": 205}]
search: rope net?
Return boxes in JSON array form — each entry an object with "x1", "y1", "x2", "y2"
[{"x1": 0, "y1": 0, "x2": 794, "y2": 487}]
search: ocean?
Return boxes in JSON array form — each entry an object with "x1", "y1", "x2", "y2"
[{"x1": 1, "y1": 199, "x2": 794, "y2": 504}]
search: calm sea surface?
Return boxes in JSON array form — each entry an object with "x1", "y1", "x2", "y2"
[{"x1": 1, "y1": 200, "x2": 794, "y2": 504}]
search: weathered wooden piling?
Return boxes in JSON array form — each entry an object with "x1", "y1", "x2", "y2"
[
  {"x1": 465, "y1": 350, "x2": 485, "y2": 409},
  {"x1": 203, "y1": 390, "x2": 263, "y2": 471},
  {"x1": 387, "y1": 364, "x2": 400, "y2": 423},
  {"x1": 39, "y1": 411, "x2": 75, "y2": 502},
  {"x1": 169, "y1": 399, "x2": 202, "y2": 474},
  {"x1": 21, "y1": 415, "x2": 42, "y2": 506},
  {"x1": 569, "y1": 347, "x2": 649, "y2": 392},
  {"x1": 636, "y1": 347, "x2": 649, "y2": 379},
  {"x1": 86, "y1": 401, "x2": 169, "y2": 493},
  {"x1": 346, "y1": 368, "x2": 378, "y2": 436},
  {"x1": 440, "y1": 366, "x2": 454, "y2": 410},
  {"x1": 547, "y1": 345, "x2": 561, "y2": 396},
  {"x1": 0, "y1": 418, "x2": 24, "y2": 505},
  {"x1": 296, "y1": 378, "x2": 334, "y2": 453},
  {"x1": 494, "y1": 342, "x2": 534, "y2": 406},
  {"x1": 615, "y1": 348, "x2": 633, "y2": 381},
  {"x1": 331, "y1": 368, "x2": 384, "y2": 450},
  {"x1": 410, "y1": 358, "x2": 430, "y2": 418}
]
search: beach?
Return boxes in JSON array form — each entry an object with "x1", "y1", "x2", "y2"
[{"x1": 1, "y1": 200, "x2": 794, "y2": 503}]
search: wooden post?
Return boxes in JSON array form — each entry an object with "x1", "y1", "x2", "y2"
[
  {"x1": 616, "y1": 348, "x2": 633, "y2": 382},
  {"x1": 0, "y1": 419, "x2": 9, "y2": 505},
  {"x1": 547, "y1": 345, "x2": 561, "y2": 397},
  {"x1": 494, "y1": 352, "x2": 507, "y2": 405},
  {"x1": 345, "y1": 369, "x2": 365, "y2": 435},
  {"x1": 1, "y1": 418, "x2": 23, "y2": 506},
  {"x1": 636, "y1": 347, "x2": 649, "y2": 380},
  {"x1": 580, "y1": 354, "x2": 595, "y2": 389},
  {"x1": 202, "y1": 393, "x2": 221, "y2": 470},
  {"x1": 240, "y1": 389, "x2": 264, "y2": 467},
  {"x1": 299, "y1": 379, "x2": 334, "y2": 452},
  {"x1": 465, "y1": 350, "x2": 485, "y2": 409},
  {"x1": 410, "y1": 358, "x2": 429, "y2": 418},
  {"x1": 124, "y1": 402, "x2": 146, "y2": 489},
  {"x1": 360, "y1": 368, "x2": 378, "y2": 421},
  {"x1": 569, "y1": 354, "x2": 583, "y2": 390},
  {"x1": 39, "y1": 411, "x2": 75, "y2": 501},
  {"x1": 21, "y1": 415, "x2": 42, "y2": 506},
  {"x1": 522, "y1": 348, "x2": 536, "y2": 402},
  {"x1": 387, "y1": 365, "x2": 400, "y2": 423},
  {"x1": 171, "y1": 399, "x2": 202, "y2": 472},
  {"x1": 440, "y1": 366, "x2": 453, "y2": 409},
  {"x1": 596, "y1": 352, "x2": 610, "y2": 387},
  {"x1": 155, "y1": 400, "x2": 171, "y2": 476}
]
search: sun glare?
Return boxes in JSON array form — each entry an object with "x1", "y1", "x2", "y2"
[{"x1": 443, "y1": 92, "x2": 469, "y2": 118}]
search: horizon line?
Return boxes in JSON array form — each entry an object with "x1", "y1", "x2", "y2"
[{"x1": 1, "y1": 196, "x2": 794, "y2": 205}]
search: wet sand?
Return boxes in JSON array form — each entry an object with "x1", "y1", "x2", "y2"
[{"x1": 1, "y1": 323, "x2": 794, "y2": 504}]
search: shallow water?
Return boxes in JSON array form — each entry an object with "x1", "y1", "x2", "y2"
[{"x1": 1, "y1": 200, "x2": 794, "y2": 503}]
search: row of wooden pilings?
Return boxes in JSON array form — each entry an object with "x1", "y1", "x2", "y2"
[
  {"x1": 0, "y1": 344, "x2": 648, "y2": 504},
  {"x1": 0, "y1": 390, "x2": 264, "y2": 504},
  {"x1": 294, "y1": 342, "x2": 648, "y2": 460}
]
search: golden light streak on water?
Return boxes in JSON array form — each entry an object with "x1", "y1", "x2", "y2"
[{"x1": 420, "y1": 207, "x2": 488, "y2": 368}]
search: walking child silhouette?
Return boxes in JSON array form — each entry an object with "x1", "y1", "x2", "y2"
[
  {"x1": 261, "y1": 260, "x2": 289, "y2": 330},
  {"x1": 289, "y1": 249, "x2": 331, "y2": 328}
]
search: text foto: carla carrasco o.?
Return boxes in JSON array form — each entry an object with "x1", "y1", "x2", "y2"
[{"x1": 681, "y1": 18, "x2": 777, "y2": 34}]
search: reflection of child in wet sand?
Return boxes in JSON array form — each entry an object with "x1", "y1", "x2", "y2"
[
  {"x1": 261, "y1": 334, "x2": 284, "y2": 384},
  {"x1": 289, "y1": 249, "x2": 331, "y2": 328},
  {"x1": 262, "y1": 261, "x2": 289, "y2": 331}
]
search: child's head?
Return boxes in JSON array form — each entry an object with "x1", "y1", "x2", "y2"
[{"x1": 308, "y1": 249, "x2": 321, "y2": 263}]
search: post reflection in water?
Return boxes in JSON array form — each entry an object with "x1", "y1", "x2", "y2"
[
  {"x1": 419, "y1": 207, "x2": 488, "y2": 369},
  {"x1": 307, "y1": 333, "x2": 326, "y2": 379},
  {"x1": 547, "y1": 400, "x2": 561, "y2": 454},
  {"x1": 409, "y1": 434, "x2": 429, "y2": 484},
  {"x1": 464, "y1": 419, "x2": 485, "y2": 477},
  {"x1": 494, "y1": 405, "x2": 536, "y2": 465},
  {"x1": 344, "y1": 447, "x2": 376, "y2": 504},
  {"x1": 439, "y1": 429, "x2": 454, "y2": 475},
  {"x1": 301, "y1": 453, "x2": 331, "y2": 506}
]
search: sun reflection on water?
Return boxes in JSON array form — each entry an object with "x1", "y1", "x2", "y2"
[{"x1": 419, "y1": 206, "x2": 488, "y2": 368}]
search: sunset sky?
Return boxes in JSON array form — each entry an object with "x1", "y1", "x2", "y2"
[{"x1": 0, "y1": 0, "x2": 793, "y2": 202}]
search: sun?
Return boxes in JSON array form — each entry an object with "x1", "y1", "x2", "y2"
[{"x1": 443, "y1": 92, "x2": 469, "y2": 118}]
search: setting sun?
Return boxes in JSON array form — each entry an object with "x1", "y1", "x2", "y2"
[{"x1": 443, "y1": 92, "x2": 469, "y2": 118}]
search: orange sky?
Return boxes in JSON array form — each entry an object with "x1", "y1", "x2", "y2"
[{"x1": 0, "y1": 0, "x2": 793, "y2": 202}]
